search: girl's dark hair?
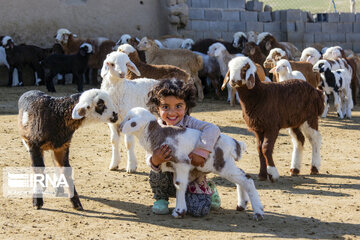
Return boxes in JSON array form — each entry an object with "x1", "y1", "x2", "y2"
[{"x1": 147, "y1": 78, "x2": 197, "y2": 115}]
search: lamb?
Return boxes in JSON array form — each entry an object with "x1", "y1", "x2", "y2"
[
  {"x1": 117, "y1": 44, "x2": 190, "y2": 82},
  {"x1": 137, "y1": 37, "x2": 204, "y2": 102},
  {"x1": 246, "y1": 31, "x2": 258, "y2": 43},
  {"x1": 222, "y1": 56, "x2": 324, "y2": 181},
  {"x1": 269, "y1": 59, "x2": 306, "y2": 82},
  {"x1": 264, "y1": 48, "x2": 321, "y2": 87},
  {"x1": 55, "y1": 28, "x2": 115, "y2": 85},
  {"x1": 313, "y1": 60, "x2": 354, "y2": 118},
  {"x1": 18, "y1": 89, "x2": 118, "y2": 210},
  {"x1": 41, "y1": 43, "x2": 93, "y2": 93},
  {"x1": 0, "y1": 36, "x2": 19, "y2": 86},
  {"x1": 257, "y1": 32, "x2": 301, "y2": 60},
  {"x1": 232, "y1": 32, "x2": 248, "y2": 49},
  {"x1": 158, "y1": 37, "x2": 194, "y2": 49},
  {"x1": 180, "y1": 38, "x2": 195, "y2": 50},
  {"x1": 300, "y1": 47, "x2": 322, "y2": 65},
  {"x1": 119, "y1": 107, "x2": 264, "y2": 220},
  {"x1": 2, "y1": 36, "x2": 45, "y2": 86},
  {"x1": 100, "y1": 51, "x2": 159, "y2": 172}
]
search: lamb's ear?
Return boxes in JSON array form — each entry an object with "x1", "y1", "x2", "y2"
[
  {"x1": 72, "y1": 104, "x2": 87, "y2": 119},
  {"x1": 246, "y1": 74, "x2": 255, "y2": 89},
  {"x1": 121, "y1": 117, "x2": 143, "y2": 134},
  {"x1": 126, "y1": 61, "x2": 141, "y2": 76},
  {"x1": 286, "y1": 66, "x2": 291, "y2": 73},
  {"x1": 221, "y1": 70, "x2": 230, "y2": 90},
  {"x1": 250, "y1": 48, "x2": 255, "y2": 55},
  {"x1": 101, "y1": 61, "x2": 109, "y2": 78},
  {"x1": 269, "y1": 67, "x2": 276, "y2": 74},
  {"x1": 265, "y1": 41, "x2": 272, "y2": 51}
]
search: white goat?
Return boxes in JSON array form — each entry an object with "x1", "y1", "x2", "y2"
[
  {"x1": 270, "y1": 59, "x2": 306, "y2": 82},
  {"x1": 300, "y1": 47, "x2": 322, "y2": 65},
  {"x1": 313, "y1": 61, "x2": 353, "y2": 119},
  {"x1": 100, "y1": 51, "x2": 159, "y2": 172},
  {"x1": 208, "y1": 42, "x2": 242, "y2": 106},
  {"x1": 119, "y1": 107, "x2": 264, "y2": 220}
]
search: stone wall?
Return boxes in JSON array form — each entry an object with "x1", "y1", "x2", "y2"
[{"x1": 178, "y1": 0, "x2": 360, "y2": 52}]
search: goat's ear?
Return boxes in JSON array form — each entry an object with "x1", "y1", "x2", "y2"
[
  {"x1": 265, "y1": 41, "x2": 272, "y2": 51},
  {"x1": 269, "y1": 67, "x2": 276, "y2": 74},
  {"x1": 72, "y1": 104, "x2": 87, "y2": 119},
  {"x1": 250, "y1": 48, "x2": 255, "y2": 55},
  {"x1": 126, "y1": 61, "x2": 141, "y2": 76},
  {"x1": 121, "y1": 117, "x2": 143, "y2": 134},
  {"x1": 221, "y1": 70, "x2": 230, "y2": 90},
  {"x1": 246, "y1": 74, "x2": 255, "y2": 89},
  {"x1": 101, "y1": 62, "x2": 109, "y2": 78}
]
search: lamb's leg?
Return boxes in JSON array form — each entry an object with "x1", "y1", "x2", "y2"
[
  {"x1": 108, "y1": 123, "x2": 121, "y2": 170},
  {"x1": 301, "y1": 121, "x2": 322, "y2": 175},
  {"x1": 194, "y1": 75, "x2": 204, "y2": 102},
  {"x1": 334, "y1": 92, "x2": 344, "y2": 118},
  {"x1": 30, "y1": 146, "x2": 45, "y2": 209},
  {"x1": 74, "y1": 72, "x2": 84, "y2": 93},
  {"x1": 46, "y1": 72, "x2": 57, "y2": 92},
  {"x1": 210, "y1": 76, "x2": 221, "y2": 99},
  {"x1": 254, "y1": 131, "x2": 267, "y2": 181},
  {"x1": 321, "y1": 94, "x2": 329, "y2": 118},
  {"x1": 124, "y1": 134, "x2": 137, "y2": 173},
  {"x1": 289, "y1": 128, "x2": 305, "y2": 176},
  {"x1": 262, "y1": 131, "x2": 280, "y2": 182},
  {"x1": 172, "y1": 163, "x2": 191, "y2": 218},
  {"x1": 222, "y1": 168, "x2": 264, "y2": 221},
  {"x1": 53, "y1": 147, "x2": 83, "y2": 210},
  {"x1": 8, "y1": 66, "x2": 14, "y2": 86},
  {"x1": 236, "y1": 183, "x2": 249, "y2": 211},
  {"x1": 346, "y1": 89, "x2": 353, "y2": 118}
]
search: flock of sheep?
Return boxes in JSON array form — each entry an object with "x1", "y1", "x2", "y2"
[{"x1": 3, "y1": 28, "x2": 359, "y2": 220}]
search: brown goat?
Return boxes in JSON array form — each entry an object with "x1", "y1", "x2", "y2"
[
  {"x1": 117, "y1": 44, "x2": 190, "y2": 82},
  {"x1": 223, "y1": 56, "x2": 324, "y2": 182},
  {"x1": 242, "y1": 42, "x2": 269, "y2": 76}
]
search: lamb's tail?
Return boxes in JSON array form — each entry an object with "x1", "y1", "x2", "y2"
[{"x1": 231, "y1": 139, "x2": 247, "y2": 161}]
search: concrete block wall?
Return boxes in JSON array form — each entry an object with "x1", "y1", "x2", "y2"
[{"x1": 179, "y1": 0, "x2": 360, "y2": 53}]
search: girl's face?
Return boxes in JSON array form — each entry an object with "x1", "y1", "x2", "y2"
[{"x1": 158, "y1": 96, "x2": 186, "y2": 126}]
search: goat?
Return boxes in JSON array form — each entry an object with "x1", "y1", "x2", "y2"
[
  {"x1": 18, "y1": 89, "x2": 118, "y2": 210},
  {"x1": 222, "y1": 56, "x2": 324, "y2": 181},
  {"x1": 119, "y1": 107, "x2": 264, "y2": 220}
]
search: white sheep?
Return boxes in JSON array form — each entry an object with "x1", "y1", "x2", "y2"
[
  {"x1": 269, "y1": 59, "x2": 306, "y2": 82},
  {"x1": 300, "y1": 47, "x2": 322, "y2": 65},
  {"x1": 232, "y1": 32, "x2": 247, "y2": 49},
  {"x1": 208, "y1": 42, "x2": 242, "y2": 106},
  {"x1": 119, "y1": 107, "x2": 264, "y2": 220},
  {"x1": 100, "y1": 51, "x2": 159, "y2": 172}
]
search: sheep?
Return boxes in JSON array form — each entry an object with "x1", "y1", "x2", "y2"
[
  {"x1": 191, "y1": 38, "x2": 243, "y2": 54},
  {"x1": 180, "y1": 38, "x2": 195, "y2": 50},
  {"x1": 300, "y1": 47, "x2": 322, "y2": 65},
  {"x1": 246, "y1": 31, "x2": 258, "y2": 43},
  {"x1": 269, "y1": 59, "x2": 306, "y2": 82},
  {"x1": 222, "y1": 56, "x2": 324, "y2": 181},
  {"x1": 264, "y1": 48, "x2": 321, "y2": 87},
  {"x1": 119, "y1": 107, "x2": 264, "y2": 220},
  {"x1": 322, "y1": 46, "x2": 358, "y2": 105},
  {"x1": 137, "y1": 37, "x2": 204, "y2": 102},
  {"x1": 256, "y1": 32, "x2": 301, "y2": 60},
  {"x1": 55, "y1": 28, "x2": 115, "y2": 85},
  {"x1": 313, "y1": 60, "x2": 354, "y2": 118},
  {"x1": 41, "y1": 43, "x2": 93, "y2": 93},
  {"x1": 193, "y1": 51, "x2": 222, "y2": 99},
  {"x1": 100, "y1": 51, "x2": 159, "y2": 172},
  {"x1": 158, "y1": 37, "x2": 194, "y2": 49},
  {"x1": 117, "y1": 44, "x2": 190, "y2": 82},
  {"x1": 232, "y1": 32, "x2": 248, "y2": 49},
  {"x1": 0, "y1": 36, "x2": 20, "y2": 87},
  {"x1": 2, "y1": 36, "x2": 46, "y2": 86},
  {"x1": 18, "y1": 88, "x2": 118, "y2": 210}
]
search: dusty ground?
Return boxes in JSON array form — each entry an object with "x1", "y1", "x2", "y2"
[{"x1": 0, "y1": 85, "x2": 359, "y2": 240}]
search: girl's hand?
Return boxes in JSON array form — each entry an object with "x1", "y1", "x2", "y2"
[
  {"x1": 188, "y1": 153, "x2": 205, "y2": 167},
  {"x1": 151, "y1": 144, "x2": 172, "y2": 166}
]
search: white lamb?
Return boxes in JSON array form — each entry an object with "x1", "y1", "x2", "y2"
[
  {"x1": 269, "y1": 59, "x2": 306, "y2": 82},
  {"x1": 119, "y1": 107, "x2": 264, "y2": 220},
  {"x1": 100, "y1": 51, "x2": 159, "y2": 172},
  {"x1": 208, "y1": 42, "x2": 242, "y2": 106},
  {"x1": 300, "y1": 47, "x2": 322, "y2": 65}
]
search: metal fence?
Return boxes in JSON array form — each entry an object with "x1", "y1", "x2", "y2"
[{"x1": 261, "y1": 0, "x2": 355, "y2": 13}]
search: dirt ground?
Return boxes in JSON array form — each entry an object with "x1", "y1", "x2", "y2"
[{"x1": 0, "y1": 84, "x2": 359, "y2": 240}]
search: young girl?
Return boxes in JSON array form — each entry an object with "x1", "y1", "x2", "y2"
[{"x1": 146, "y1": 78, "x2": 221, "y2": 217}]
